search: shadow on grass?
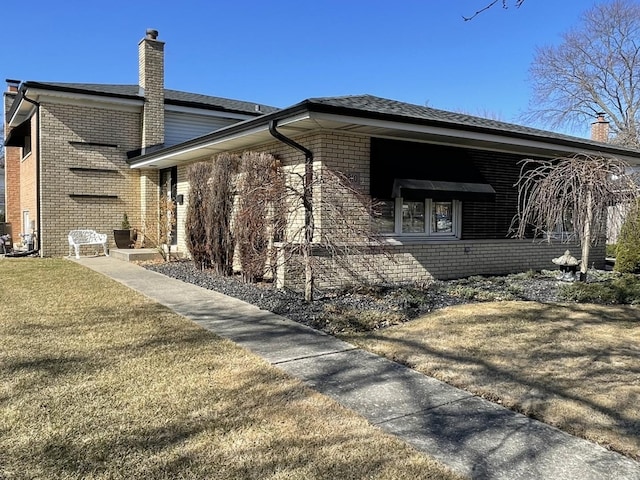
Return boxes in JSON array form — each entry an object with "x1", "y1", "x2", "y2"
[{"x1": 347, "y1": 301, "x2": 640, "y2": 460}]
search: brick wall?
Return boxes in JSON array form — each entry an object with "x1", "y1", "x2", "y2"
[
  {"x1": 176, "y1": 131, "x2": 607, "y2": 291},
  {"x1": 19, "y1": 116, "x2": 37, "y2": 236},
  {"x1": 3, "y1": 146, "x2": 21, "y2": 234},
  {"x1": 3, "y1": 91, "x2": 21, "y2": 235},
  {"x1": 39, "y1": 102, "x2": 141, "y2": 256},
  {"x1": 278, "y1": 240, "x2": 606, "y2": 289}
]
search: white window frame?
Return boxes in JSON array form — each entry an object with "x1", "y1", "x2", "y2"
[
  {"x1": 22, "y1": 210, "x2": 30, "y2": 235},
  {"x1": 380, "y1": 197, "x2": 461, "y2": 239}
]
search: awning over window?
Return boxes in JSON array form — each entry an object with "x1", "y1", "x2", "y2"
[
  {"x1": 370, "y1": 138, "x2": 496, "y2": 202},
  {"x1": 4, "y1": 119, "x2": 30, "y2": 147},
  {"x1": 392, "y1": 178, "x2": 496, "y2": 201}
]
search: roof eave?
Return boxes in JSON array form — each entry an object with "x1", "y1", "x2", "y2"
[
  {"x1": 128, "y1": 98, "x2": 640, "y2": 169},
  {"x1": 127, "y1": 100, "x2": 312, "y2": 168},
  {"x1": 164, "y1": 98, "x2": 269, "y2": 117}
]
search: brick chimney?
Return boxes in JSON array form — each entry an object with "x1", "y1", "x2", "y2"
[
  {"x1": 4, "y1": 79, "x2": 19, "y2": 122},
  {"x1": 139, "y1": 29, "x2": 165, "y2": 150},
  {"x1": 591, "y1": 112, "x2": 609, "y2": 143}
]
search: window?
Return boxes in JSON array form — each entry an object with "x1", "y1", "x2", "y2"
[
  {"x1": 545, "y1": 210, "x2": 576, "y2": 241},
  {"x1": 22, "y1": 135, "x2": 32, "y2": 158},
  {"x1": 373, "y1": 199, "x2": 395, "y2": 234},
  {"x1": 375, "y1": 198, "x2": 461, "y2": 238}
]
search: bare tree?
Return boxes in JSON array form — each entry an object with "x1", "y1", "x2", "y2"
[
  {"x1": 525, "y1": 0, "x2": 640, "y2": 146},
  {"x1": 464, "y1": 0, "x2": 525, "y2": 21},
  {"x1": 511, "y1": 154, "x2": 639, "y2": 280},
  {"x1": 280, "y1": 166, "x2": 388, "y2": 301},
  {"x1": 140, "y1": 195, "x2": 177, "y2": 262}
]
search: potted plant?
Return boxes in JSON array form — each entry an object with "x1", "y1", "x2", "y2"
[{"x1": 113, "y1": 213, "x2": 133, "y2": 248}]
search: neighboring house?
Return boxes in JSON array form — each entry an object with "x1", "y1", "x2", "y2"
[
  {"x1": 2, "y1": 29, "x2": 276, "y2": 256},
  {"x1": 4, "y1": 29, "x2": 640, "y2": 288}
]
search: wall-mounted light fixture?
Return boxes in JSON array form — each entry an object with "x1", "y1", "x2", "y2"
[{"x1": 176, "y1": 194, "x2": 184, "y2": 205}]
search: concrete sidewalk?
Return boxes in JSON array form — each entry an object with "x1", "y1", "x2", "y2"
[{"x1": 76, "y1": 256, "x2": 640, "y2": 480}]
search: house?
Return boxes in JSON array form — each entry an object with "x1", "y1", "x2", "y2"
[
  {"x1": 2, "y1": 29, "x2": 276, "y2": 256},
  {"x1": 5, "y1": 29, "x2": 640, "y2": 288},
  {"x1": 126, "y1": 93, "x2": 640, "y2": 287}
]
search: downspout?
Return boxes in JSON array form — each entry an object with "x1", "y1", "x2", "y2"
[
  {"x1": 268, "y1": 119, "x2": 315, "y2": 301},
  {"x1": 21, "y1": 94, "x2": 41, "y2": 255}
]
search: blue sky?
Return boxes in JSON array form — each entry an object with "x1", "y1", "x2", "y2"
[{"x1": 2, "y1": 0, "x2": 600, "y2": 135}]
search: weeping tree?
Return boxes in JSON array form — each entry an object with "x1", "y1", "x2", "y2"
[{"x1": 511, "y1": 153, "x2": 639, "y2": 280}]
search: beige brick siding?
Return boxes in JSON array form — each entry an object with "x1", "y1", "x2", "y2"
[
  {"x1": 176, "y1": 130, "x2": 608, "y2": 290},
  {"x1": 19, "y1": 118, "x2": 37, "y2": 236},
  {"x1": 279, "y1": 240, "x2": 606, "y2": 289},
  {"x1": 39, "y1": 102, "x2": 141, "y2": 256}
]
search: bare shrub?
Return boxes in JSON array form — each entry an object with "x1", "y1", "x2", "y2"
[
  {"x1": 185, "y1": 162, "x2": 213, "y2": 269},
  {"x1": 140, "y1": 195, "x2": 176, "y2": 262},
  {"x1": 281, "y1": 166, "x2": 390, "y2": 299},
  {"x1": 206, "y1": 153, "x2": 239, "y2": 276},
  {"x1": 235, "y1": 152, "x2": 285, "y2": 283}
]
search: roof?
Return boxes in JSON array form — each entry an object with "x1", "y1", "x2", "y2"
[
  {"x1": 127, "y1": 94, "x2": 640, "y2": 169},
  {"x1": 305, "y1": 95, "x2": 625, "y2": 152},
  {"x1": 6, "y1": 81, "x2": 279, "y2": 122}
]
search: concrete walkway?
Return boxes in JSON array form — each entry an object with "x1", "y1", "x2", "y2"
[{"x1": 76, "y1": 256, "x2": 640, "y2": 480}]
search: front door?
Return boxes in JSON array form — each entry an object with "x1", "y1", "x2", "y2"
[{"x1": 159, "y1": 167, "x2": 177, "y2": 246}]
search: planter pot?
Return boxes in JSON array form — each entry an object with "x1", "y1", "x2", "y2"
[{"x1": 113, "y1": 229, "x2": 133, "y2": 249}]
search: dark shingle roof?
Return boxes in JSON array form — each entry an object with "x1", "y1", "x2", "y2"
[
  {"x1": 22, "y1": 81, "x2": 279, "y2": 116},
  {"x1": 304, "y1": 94, "x2": 633, "y2": 153}
]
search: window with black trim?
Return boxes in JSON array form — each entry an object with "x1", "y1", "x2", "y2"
[{"x1": 23, "y1": 135, "x2": 31, "y2": 158}]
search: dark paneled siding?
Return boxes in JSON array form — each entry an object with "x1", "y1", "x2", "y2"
[
  {"x1": 370, "y1": 138, "x2": 534, "y2": 239},
  {"x1": 462, "y1": 150, "x2": 524, "y2": 239}
]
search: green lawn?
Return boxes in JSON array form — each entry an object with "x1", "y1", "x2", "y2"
[{"x1": 0, "y1": 259, "x2": 461, "y2": 480}]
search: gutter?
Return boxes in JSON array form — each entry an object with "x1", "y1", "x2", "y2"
[
  {"x1": 268, "y1": 118, "x2": 313, "y2": 162},
  {"x1": 20, "y1": 93, "x2": 42, "y2": 255},
  {"x1": 268, "y1": 118, "x2": 315, "y2": 296}
]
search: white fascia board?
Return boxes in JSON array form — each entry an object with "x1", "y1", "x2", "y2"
[
  {"x1": 25, "y1": 88, "x2": 143, "y2": 112},
  {"x1": 164, "y1": 103, "x2": 254, "y2": 120},
  {"x1": 8, "y1": 101, "x2": 37, "y2": 127},
  {"x1": 129, "y1": 123, "x2": 273, "y2": 169},
  {"x1": 276, "y1": 112, "x2": 312, "y2": 128},
  {"x1": 129, "y1": 112, "x2": 313, "y2": 169},
  {"x1": 308, "y1": 112, "x2": 640, "y2": 161}
]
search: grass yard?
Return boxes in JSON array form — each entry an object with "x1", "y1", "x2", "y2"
[
  {"x1": 342, "y1": 301, "x2": 640, "y2": 460},
  {"x1": 0, "y1": 259, "x2": 461, "y2": 480}
]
